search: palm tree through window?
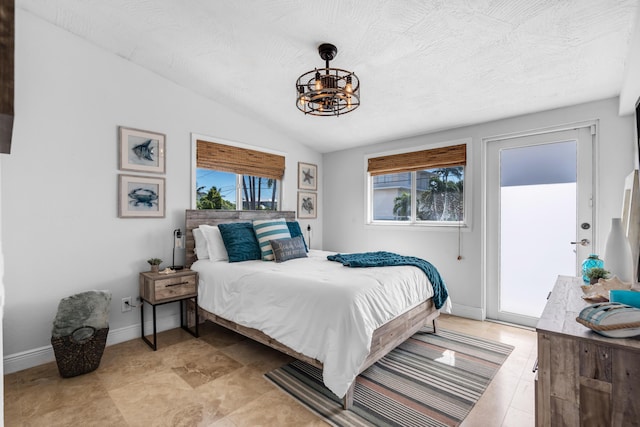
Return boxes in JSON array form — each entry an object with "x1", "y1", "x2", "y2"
[{"x1": 372, "y1": 166, "x2": 464, "y2": 224}]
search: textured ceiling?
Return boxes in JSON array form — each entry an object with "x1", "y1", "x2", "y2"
[{"x1": 19, "y1": 0, "x2": 639, "y2": 153}]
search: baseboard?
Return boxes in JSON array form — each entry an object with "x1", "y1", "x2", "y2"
[
  {"x1": 3, "y1": 314, "x2": 181, "y2": 374},
  {"x1": 5, "y1": 304, "x2": 487, "y2": 374},
  {"x1": 449, "y1": 303, "x2": 485, "y2": 321}
]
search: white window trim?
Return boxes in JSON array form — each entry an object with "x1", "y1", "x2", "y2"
[
  {"x1": 191, "y1": 133, "x2": 286, "y2": 209},
  {"x1": 364, "y1": 137, "x2": 473, "y2": 231}
]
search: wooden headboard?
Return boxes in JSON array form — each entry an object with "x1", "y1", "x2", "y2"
[{"x1": 185, "y1": 210, "x2": 296, "y2": 267}]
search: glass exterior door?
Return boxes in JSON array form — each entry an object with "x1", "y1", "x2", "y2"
[{"x1": 486, "y1": 126, "x2": 594, "y2": 326}]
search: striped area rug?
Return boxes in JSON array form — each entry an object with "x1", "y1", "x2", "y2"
[{"x1": 265, "y1": 328, "x2": 514, "y2": 427}]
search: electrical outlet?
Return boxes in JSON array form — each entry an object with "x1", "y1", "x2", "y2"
[{"x1": 121, "y1": 297, "x2": 132, "y2": 312}]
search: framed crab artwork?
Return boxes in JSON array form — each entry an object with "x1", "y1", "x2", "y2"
[
  {"x1": 118, "y1": 175, "x2": 165, "y2": 218},
  {"x1": 119, "y1": 126, "x2": 166, "y2": 174}
]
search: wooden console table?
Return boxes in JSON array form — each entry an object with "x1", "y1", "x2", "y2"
[{"x1": 535, "y1": 275, "x2": 640, "y2": 426}]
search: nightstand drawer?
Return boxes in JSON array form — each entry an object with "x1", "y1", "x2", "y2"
[
  {"x1": 153, "y1": 275, "x2": 196, "y2": 301},
  {"x1": 139, "y1": 271, "x2": 198, "y2": 304}
]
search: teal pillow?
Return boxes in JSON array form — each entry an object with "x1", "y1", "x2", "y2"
[
  {"x1": 270, "y1": 236, "x2": 308, "y2": 263},
  {"x1": 286, "y1": 221, "x2": 308, "y2": 252},
  {"x1": 253, "y1": 218, "x2": 291, "y2": 261},
  {"x1": 218, "y1": 222, "x2": 262, "y2": 262}
]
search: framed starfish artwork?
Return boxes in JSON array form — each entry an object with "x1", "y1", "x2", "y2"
[
  {"x1": 119, "y1": 126, "x2": 166, "y2": 174},
  {"x1": 298, "y1": 162, "x2": 317, "y2": 191}
]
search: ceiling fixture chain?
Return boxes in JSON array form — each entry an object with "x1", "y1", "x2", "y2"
[{"x1": 295, "y1": 43, "x2": 360, "y2": 116}]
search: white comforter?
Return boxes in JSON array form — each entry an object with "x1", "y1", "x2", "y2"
[{"x1": 192, "y1": 249, "x2": 448, "y2": 398}]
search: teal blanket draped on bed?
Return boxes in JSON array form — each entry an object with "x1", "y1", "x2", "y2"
[{"x1": 327, "y1": 251, "x2": 449, "y2": 309}]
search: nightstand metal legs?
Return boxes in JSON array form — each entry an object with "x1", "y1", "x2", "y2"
[
  {"x1": 179, "y1": 296, "x2": 199, "y2": 338},
  {"x1": 141, "y1": 301, "x2": 158, "y2": 350},
  {"x1": 140, "y1": 296, "x2": 199, "y2": 351}
]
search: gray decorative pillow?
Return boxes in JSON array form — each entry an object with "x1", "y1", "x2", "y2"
[{"x1": 270, "y1": 236, "x2": 308, "y2": 263}]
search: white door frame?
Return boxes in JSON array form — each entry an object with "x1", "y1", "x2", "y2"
[{"x1": 481, "y1": 120, "x2": 599, "y2": 322}]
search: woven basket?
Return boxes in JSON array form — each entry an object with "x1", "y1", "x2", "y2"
[{"x1": 51, "y1": 326, "x2": 109, "y2": 378}]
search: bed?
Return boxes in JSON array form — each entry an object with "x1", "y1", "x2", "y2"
[{"x1": 185, "y1": 209, "x2": 447, "y2": 409}]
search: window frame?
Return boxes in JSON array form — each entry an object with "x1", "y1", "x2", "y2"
[
  {"x1": 365, "y1": 138, "x2": 472, "y2": 229},
  {"x1": 191, "y1": 134, "x2": 286, "y2": 210}
]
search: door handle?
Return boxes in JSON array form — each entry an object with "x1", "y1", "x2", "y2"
[{"x1": 570, "y1": 239, "x2": 590, "y2": 246}]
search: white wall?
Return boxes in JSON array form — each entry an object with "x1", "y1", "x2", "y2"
[
  {"x1": 1, "y1": 10, "x2": 322, "y2": 371},
  {"x1": 323, "y1": 98, "x2": 635, "y2": 319}
]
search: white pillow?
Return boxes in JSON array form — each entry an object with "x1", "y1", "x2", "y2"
[
  {"x1": 192, "y1": 228, "x2": 209, "y2": 260},
  {"x1": 199, "y1": 225, "x2": 229, "y2": 262}
]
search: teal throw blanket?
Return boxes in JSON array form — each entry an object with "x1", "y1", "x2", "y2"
[{"x1": 327, "y1": 251, "x2": 449, "y2": 309}]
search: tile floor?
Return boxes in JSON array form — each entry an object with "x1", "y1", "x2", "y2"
[{"x1": 4, "y1": 314, "x2": 537, "y2": 426}]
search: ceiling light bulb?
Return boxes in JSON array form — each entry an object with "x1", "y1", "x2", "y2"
[
  {"x1": 345, "y1": 75, "x2": 353, "y2": 94},
  {"x1": 314, "y1": 71, "x2": 322, "y2": 90}
]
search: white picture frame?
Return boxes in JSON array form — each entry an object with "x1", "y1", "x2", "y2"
[
  {"x1": 298, "y1": 191, "x2": 317, "y2": 219},
  {"x1": 119, "y1": 126, "x2": 166, "y2": 174},
  {"x1": 118, "y1": 174, "x2": 165, "y2": 218},
  {"x1": 298, "y1": 162, "x2": 317, "y2": 191}
]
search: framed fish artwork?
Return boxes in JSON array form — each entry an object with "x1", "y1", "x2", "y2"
[
  {"x1": 119, "y1": 126, "x2": 166, "y2": 174},
  {"x1": 118, "y1": 174, "x2": 165, "y2": 218}
]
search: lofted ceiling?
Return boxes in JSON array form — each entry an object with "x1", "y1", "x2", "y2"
[{"x1": 19, "y1": 0, "x2": 640, "y2": 153}]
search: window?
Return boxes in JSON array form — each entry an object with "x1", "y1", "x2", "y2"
[
  {"x1": 195, "y1": 139, "x2": 284, "y2": 210},
  {"x1": 367, "y1": 141, "x2": 468, "y2": 225}
]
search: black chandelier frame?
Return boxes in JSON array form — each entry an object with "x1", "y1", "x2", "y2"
[{"x1": 295, "y1": 43, "x2": 360, "y2": 117}]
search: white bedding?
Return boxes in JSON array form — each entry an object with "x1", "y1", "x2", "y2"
[{"x1": 192, "y1": 249, "x2": 449, "y2": 398}]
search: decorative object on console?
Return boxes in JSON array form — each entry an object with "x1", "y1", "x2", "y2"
[
  {"x1": 147, "y1": 258, "x2": 162, "y2": 273},
  {"x1": 585, "y1": 267, "x2": 610, "y2": 285},
  {"x1": 609, "y1": 289, "x2": 640, "y2": 309},
  {"x1": 621, "y1": 169, "x2": 640, "y2": 281},
  {"x1": 170, "y1": 228, "x2": 184, "y2": 270},
  {"x1": 297, "y1": 191, "x2": 317, "y2": 219},
  {"x1": 581, "y1": 254, "x2": 604, "y2": 283},
  {"x1": 295, "y1": 43, "x2": 360, "y2": 116},
  {"x1": 581, "y1": 275, "x2": 632, "y2": 303},
  {"x1": 576, "y1": 302, "x2": 640, "y2": 338},
  {"x1": 118, "y1": 174, "x2": 165, "y2": 218},
  {"x1": 298, "y1": 162, "x2": 317, "y2": 191},
  {"x1": 604, "y1": 217, "x2": 634, "y2": 283},
  {"x1": 118, "y1": 126, "x2": 166, "y2": 174}
]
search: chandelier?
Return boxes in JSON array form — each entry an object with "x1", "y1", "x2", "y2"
[{"x1": 295, "y1": 43, "x2": 360, "y2": 116}]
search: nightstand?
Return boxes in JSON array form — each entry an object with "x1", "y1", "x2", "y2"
[{"x1": 139, "y1": 269, "x2": 199, "y2": 350}]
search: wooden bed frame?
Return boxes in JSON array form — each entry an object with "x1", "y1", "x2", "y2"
[{"x1": 184, "y1": 209, "x2": 440, "y2": 409}]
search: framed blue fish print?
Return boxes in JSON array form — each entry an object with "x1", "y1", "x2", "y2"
[
  {"x1": 118, "y1": 174, "x2": 165, "y2": 218},
  {"x1": 298, "y1": 162, "x2": 317, "y2": 191},
  {"x1": 119, "y1": 126, "x2": 166, "y2": 174}
]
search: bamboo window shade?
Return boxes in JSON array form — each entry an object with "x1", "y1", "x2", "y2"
[
  {"x1": 197, "y1": 140, "x2": 285, "y2": 180},
  {"x1": 367, "y1": 144, "x2": 466, "y2": 176}
]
